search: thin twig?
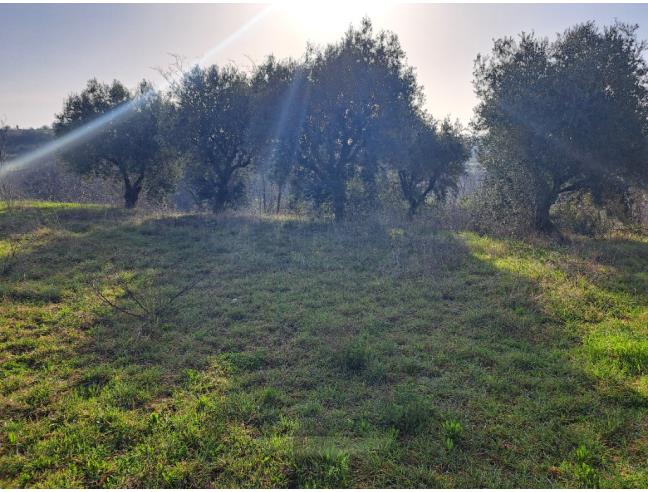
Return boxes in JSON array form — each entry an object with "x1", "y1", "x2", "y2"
[
  {"x1": 116, "y1": 277, "x2": 151, "y2": 316},
  {"x1": 164, "y1": 273, "x2": 209, "y2": 309},
  {"x1": 91, "y1": 280, "x2": 146, "y2": 320}
]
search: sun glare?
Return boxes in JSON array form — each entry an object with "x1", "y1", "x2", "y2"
[{"x1": 277, "y1": 1, "x2": 393, "y2": 41}]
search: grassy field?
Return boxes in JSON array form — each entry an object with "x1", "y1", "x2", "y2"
[{"x1": 0, "y1": 201, "x2": 647, "y2": 487}]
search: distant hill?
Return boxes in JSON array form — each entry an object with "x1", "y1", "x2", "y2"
[{"x1": 4, "y1": 127, "x2": 54, "y2": 158}]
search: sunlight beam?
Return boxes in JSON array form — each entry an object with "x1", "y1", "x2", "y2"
[{"x1": 0, "y1": 4, "x2": 276, "y2": 179}]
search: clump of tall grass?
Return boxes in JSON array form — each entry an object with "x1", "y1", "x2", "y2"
[{"x1": 381, "y1": 384, "x2": 436, "y2": 436}]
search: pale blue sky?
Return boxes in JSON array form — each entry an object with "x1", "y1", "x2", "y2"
[{"x1": 2, "y1": 3, "x2": 648, "y2": 128}]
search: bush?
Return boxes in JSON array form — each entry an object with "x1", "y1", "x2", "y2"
[{"x1": 553, "y1": 192, "x2": 613, "y2": 236}]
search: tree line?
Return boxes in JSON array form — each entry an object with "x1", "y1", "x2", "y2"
[{"x1": 53, "y1": 19, "x2": 648, "y2": 232}]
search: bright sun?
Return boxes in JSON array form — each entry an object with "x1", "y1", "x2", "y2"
[{"x1": 277, "y1": 1, "x2": 393, "y2": 41}]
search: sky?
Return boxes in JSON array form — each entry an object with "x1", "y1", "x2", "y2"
[{"x1": 3, "y1": 2, "x2": 648, "y2": 128}]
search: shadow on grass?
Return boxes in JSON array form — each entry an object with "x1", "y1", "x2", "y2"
[{"x1": 1, "y1": 202, "x2": 647, "y2": 487}]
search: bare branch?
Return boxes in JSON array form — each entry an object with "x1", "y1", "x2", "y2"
[{"x1": 91, "y1": 280, "x2": 146, "y2": 320}]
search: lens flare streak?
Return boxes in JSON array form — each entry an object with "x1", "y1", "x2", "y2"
[{"x1": 0, "y1": 5, "x2": 276, "y2": 179}]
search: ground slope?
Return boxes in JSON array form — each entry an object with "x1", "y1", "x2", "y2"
[{"x1": 0, "y1": 201, "x2": 646, "y2": 487}]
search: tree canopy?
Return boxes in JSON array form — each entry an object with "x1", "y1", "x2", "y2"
[
  {"x1": 174, "y1": 65, "x2": 254, "y2": 212},
  {"x1": 293, "y1": 19, "x2": 424, "y2": 220},
  {"x1": 397, "y1": 116, "x2": 469, "y2": 217},
  {"x1": 46, "y1": 18, "x2": 648, "y2": 232},
  {"x1": 474, "y1": 22, "x2": 648, "y2": 231},
  {"x1": 54, "y1": 79, "x2": 180, "y2": 208},
  {"x1": 248, "y1": 56, "x2": 309, "y2": 213}
]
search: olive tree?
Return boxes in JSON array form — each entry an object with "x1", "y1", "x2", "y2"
[
  {"x1": 397, "y1": 116, "x2": 469, "y2": 217},
  {"x1": 474, "y1": 22, "x2": 648, "y2": 232},
  {"x1": 249, "y1": 56, "x2": 309, "y2": 213},
  {"x1": 294, "y1": 19, "x2": 423, "y2": 220},
  {"x1": 54, "y1": 79, "x2": 181, "y2": 208},
  {"x1": 174, "y1": 65, "x2": 254, "y2": 212}
]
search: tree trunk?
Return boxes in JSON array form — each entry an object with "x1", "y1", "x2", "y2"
[
  {"x1": 212, "y1": 189, "x2": 228, "y2": 213},
  {"x1": 261, "y1": 175, "x2": 267, "y2": 213},
  {"x1": 533, "y1": 193, "x2": 556, "y2": 233},
  {"x1": 123, "y1": 182, "x2": 141, "y2": 209},
  {"x1": 211, "y1": 171, "x2": 232, "y2": 214},
  {"x1": 407, "y1": 200, "x2": 419, "y2": 220},
  {"x1": 333, "y1": 193, "x2": 345, "y2": 222},
  {"x1": 276, "y1": 185, "x2": 283, "y2": 214}
]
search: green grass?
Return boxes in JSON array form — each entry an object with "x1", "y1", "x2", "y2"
[{"x1": 0, "y1": 201, "x2": 647, "y2": 487}]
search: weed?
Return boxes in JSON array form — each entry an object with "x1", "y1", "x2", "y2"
[
  {"x1": 574, "y1": 443, "x2": 591, "y2": 463},
  {"x1": 76, "y1": 366, "x2": 112, "y2": 398},
  {"x1": 222, "y1": 350, "x2": 269, "y2": 372},
  {"x1": 574, "y1": 462, "x2": 600, "y2": 488},
  {"x1": 291, "y1": 446, "x2": 350, "y2": 488},
  {"x1": 337, "y1": 336, "x2": 373, "y2": 374},
  {"x1": 572, "y1": 444, "x2": 601, "y2": 488},
  {"x1": 196, "y1": 395, "x2": 213, "y2": 412},
  {"x1": 7, "y1": 431, "x2": 17, "y2": 447},
  {"x1": 91, "y1": 264, "x2": 209, "y2": 337},
  {"x1": 260, "y1": 387, "x2": 283, "y2": 407},
  {"x1": 148, "y1": 412, "x2": 161, "y2": 426},
  {"x1": 366, "y1": 359, "x2": 388, "y2": 384},
  {"x1": 23, "y1": 386, "x2": 51, "y2": 409},
  {"x1": 106, "y1": 381, "x2": 151, "y2": 410},
  {"x1": 442, "y1": 419, "x2": 464, "y2": 451},
  {"x1": 382, "y1": 385, "x2": 436, "y2": 435}
]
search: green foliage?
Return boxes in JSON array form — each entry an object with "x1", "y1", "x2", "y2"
[
  {"x1": 7, "y1": 431, "x2": 17, "y2": 447},
  {"x1": 552, "y1": 192, "x2": 615, "y2": 236},
  {"x1": 569, "y1": 444, "x2": 601, "y2": 488},
  {"x1": 291, "y1": 446, "x2": 350, "y2": 488},
  {"x1": 53, "y1": 79, "x2": 182, "y2": 208},
  {"x1": 442, "y1": 419, "x2": 464, "y2": 451},
  {"x1": 574, "y1": 461, "x2": 600, "y2": 488},
  {"x1": 382, "y1": 385, "x2": 436, "y2": 435},
  {"x1": 174, "y1": 65, "x2": 253, "y2": 212},
  {"x1": 474, "y1": 21, "x2": 648, "y2": 233}
]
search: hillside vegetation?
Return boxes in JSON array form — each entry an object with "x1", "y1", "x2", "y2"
[{"x1": 0, "y1": 201, "x2": 647, "y2": 487}]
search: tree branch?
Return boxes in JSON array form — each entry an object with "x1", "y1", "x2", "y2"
[
  {"x1": 558, "y1": 180, "x2": 588, "y2": 195},
  {"x1": 91, "y1": 281, "x2": 146, "y2": 320}
]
